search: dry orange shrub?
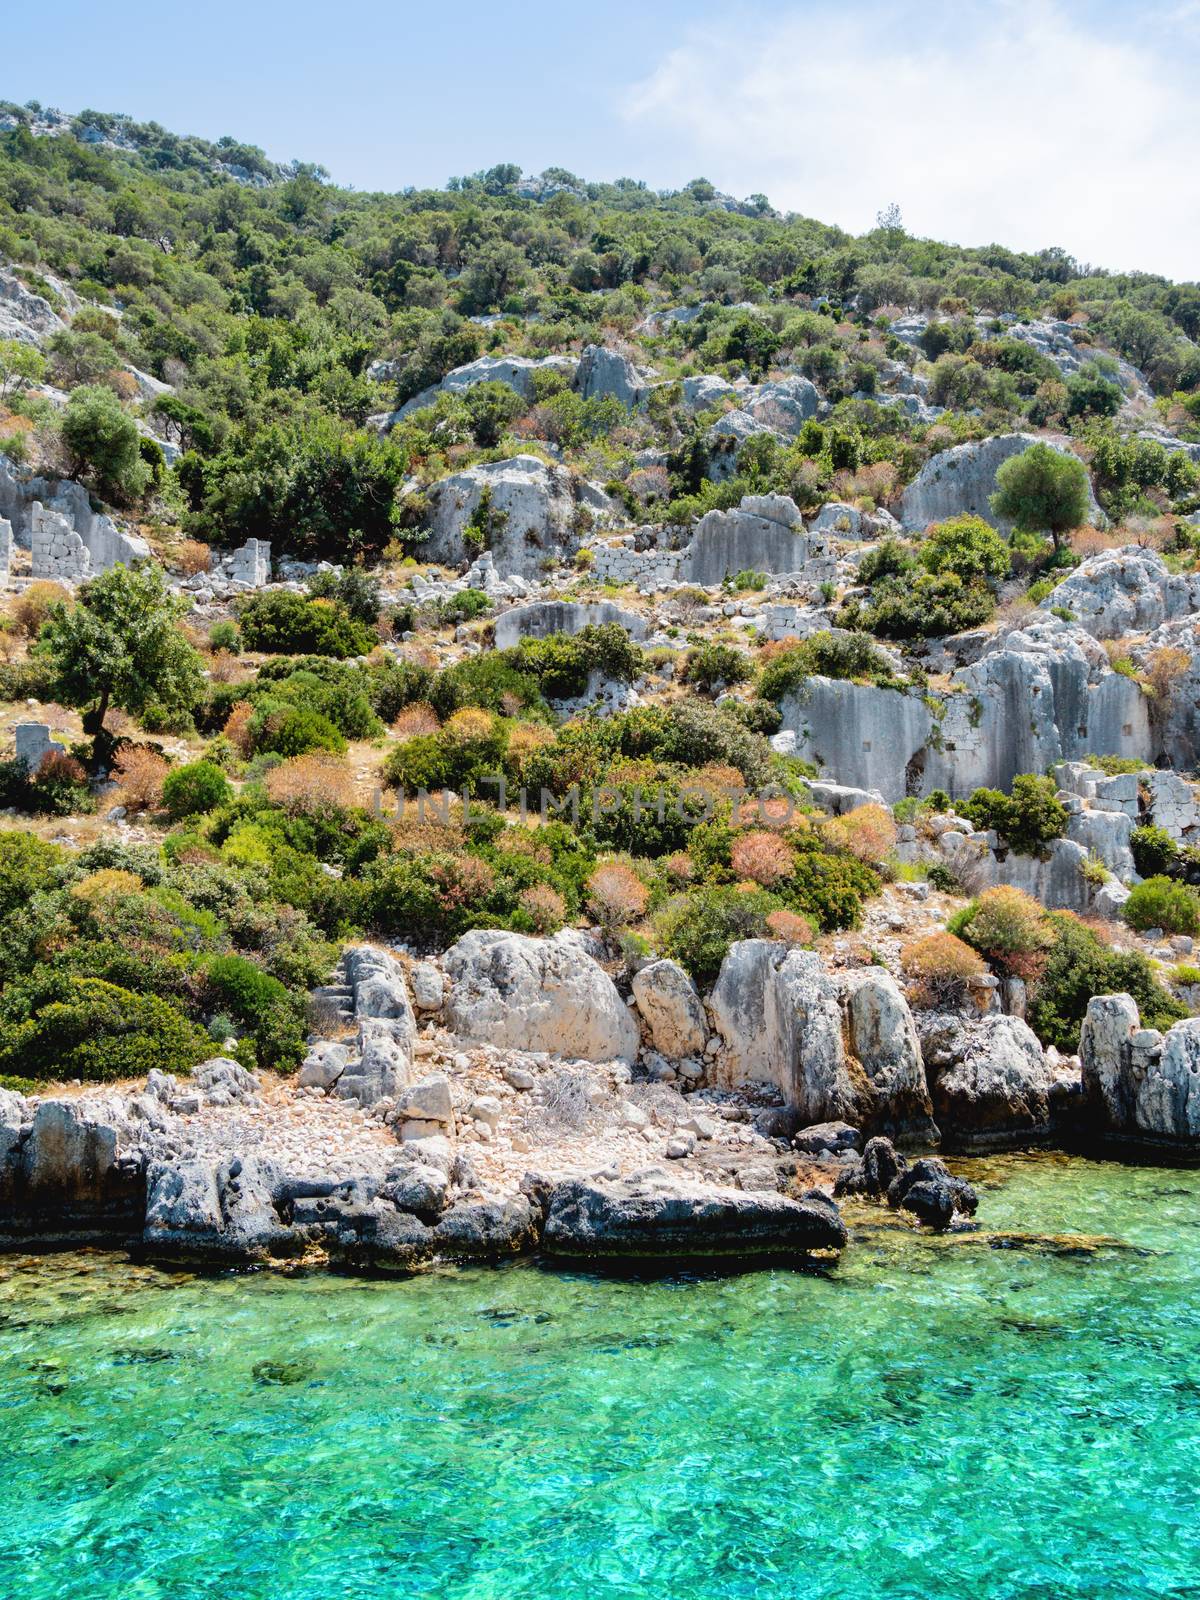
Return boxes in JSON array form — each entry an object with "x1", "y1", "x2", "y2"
[
  {"x1": 113, "y1": 745, "x2": 168, "y2": 809},
  {"x1": 265, "y1": 753, "x2": 357, "y2": 816},
  {"x1": 393, "y1": 702, "x2": 441, "y2": 738},
  {"x1": 175, "y1": 540, "x2": 212, "y2": 576},
  {"x1": 519, "y1": 883, "x2": 566, "y2": 933},
  {"x1": 730, "y1": 829, "x2": 794, "y2": 886},
  {"x1": 900, "y1": 932, "x2": 986, "y2": 1008},
  {"x1": 11, "y1": 580, "x2": 70, "y2": 638},
  {"x1": 223, "y1": 700, "x2": 256, "y2": 757},
  {"x1": 587, "y1": 861, "x2": 649, "y2": 928},
  {"x1": 824, "y1": 803, "x2": 897, "y2": 864},
  {"x1": 766, "y1": 908, "x2": 814, "y2": 944}
]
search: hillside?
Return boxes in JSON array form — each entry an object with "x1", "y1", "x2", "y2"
[{"x1": 2, "y1": 102, "x2": 1200, "y2": 1264}]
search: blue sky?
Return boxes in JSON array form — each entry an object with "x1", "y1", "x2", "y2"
[{"x1": 5, "y1": 0, "x2": 1199, "y2": 279}]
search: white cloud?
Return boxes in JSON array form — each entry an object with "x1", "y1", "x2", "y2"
[{"x1": 622, "y1": 0, "x2": 1200, "y2": 280}]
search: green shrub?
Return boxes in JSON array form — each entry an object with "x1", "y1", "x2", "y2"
[
  {"x1": 959, "y1": 774, "x2": 1068, "y2": 858},
  {"x1": 1028, "y1": 912, "x2": 1187, "y2": 1051},
  {"x1": 683, "y1": 642, "x2": 754, "y2": 692},
  {"x1": 1123, "y1": 876, "x2": 1200, "y2": 936},
  {"x1": 785, "y1": 838, "x2": 879, "y2": 931},
  {"x1": 238, "y1": 591, "x2": 375, "y2": 657},
  {"x1": 0, "y1": 833, "x2": 65, "y2": 917},
  {"x1": 919, "y1": 514, "x2": 1010, "y2": 581},
  {"x1": 0, "y1": 974, "x2": 212, "y2": 1082},
  {"x1": 61, "y1": 384, "x2": 150, "y2": 504},
  {"x1": 209, "y1": 620, "x2": 242, "y2": 654},
  {"x1": 656, "y1": 885, "x2": 776, "y2": 986},
  {"x1": 203, "y1": 953, "x2": 306, "y2": 1071},
  {"x1": 255, "y1": 707, "x2": 347, "y2": 758},
  {"x1": 161, "y1": 760, "x2": 232, "y2": 819},
  {"x1": 841, "y1": 571, "x2": 996, "y2": 639},
  {"x1": 1130, "y1": 825, "x2": 1178, "y2": 879},
  {"x1": 758, "y1": 630, "x2": 902, "y2": 701}
]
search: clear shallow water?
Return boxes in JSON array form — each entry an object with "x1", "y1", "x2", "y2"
[{"x1": 1, "y1": 1155, "x2": 1199, "y2": 1600}]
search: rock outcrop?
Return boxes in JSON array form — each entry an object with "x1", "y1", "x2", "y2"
[
  {"x1": 1080, "y1": 995, "x2": 1200, "y2": 1144},
  {"x1": 574, "y1": 344, "x2": 650, "y2": 409},
  {"x1": 1044, "y1": 548, "x2": 1200, "y2": 641},
  {"x1": 631, "y1": 959, "x2": 708, "y2": 1059},
  {"x1": 708, "y1": 943, "x2": 933, "y2": 1138},
  {"x1": 421, "y1": 455, "x2": 585, "y2": 577},
  {"x1": 682, "y1": 495, "x2": 823, "y2": 584},
  {"x1": 444, "y1": 929, "x2": 640, "y2": 1063},
  {"x1": 919, "y1": 1014, "x2": 1056, "y2": 1147},
  {"x1": 493, "y1": 598, "x2": 646, "y2": 650},
  {"x1": 371, "y1": 353, "x2": 577, "y2": 426},
  {"x1": 0, "y1": 1095, "x2": 145, "y2": 1242},
  {"x1": 898, "y1": 434, "x2": 1102, "y2": 532}
]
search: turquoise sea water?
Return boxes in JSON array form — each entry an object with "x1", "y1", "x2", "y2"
[{"x1": 1, "y1": 1154, "x2": 1199, "y2": 1600}]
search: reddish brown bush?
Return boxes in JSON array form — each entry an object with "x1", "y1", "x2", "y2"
[
  {"x1": 588, "y1": 861, "x2": 650, "y2": 928},
  {"x1": 825, "y1": 803, "x2": 897, "y2": 864},
  {"x1": 766, "y1": 908, "x2": 814, "y2": 944},
  {"x1": 431, "y1": 854, "x2": 495, "y2": 910},
  {"x1": 222, "y1": 700, "x2": 256, "y2": 757},
  {"x1": 265, "y1": 753, "x2": 357, "y2": 816},
  {"x1": 519, "y1": 883, "x2": 566, "y2": 933},
  {"x1": 175, "y1": 540, "x2": 213, "y2": 577},
  {"x1": 731, "y1": 829, "x2": 794, "y2": 886},
  {"x1": 10, "y1": 580, "x2": 70, "y2": 639},
  {"x1": 113, "y1": 745, "x2": 168, "y2": 809},
  {"x1": 900, "y1": 932, "x2": 986, "y2": 1008},
  {"x1": 393, "y1": 702, "x2": 441, "y2": 738}
]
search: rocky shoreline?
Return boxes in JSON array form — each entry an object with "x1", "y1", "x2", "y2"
[{"x1": 3, "y1": 925, "x2": 1193, "y2": 1274}]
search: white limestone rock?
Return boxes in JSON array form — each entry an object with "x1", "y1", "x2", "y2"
[
  {"x1": 631, "y1": 959, "x2": 708, "y2": 1059},
  {"x1": 443, "y1": 930, "x2": 640, "y2": 1063}
]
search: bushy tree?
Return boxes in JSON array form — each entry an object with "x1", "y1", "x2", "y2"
[
  {"x1": 990, "y1": 443, "x2": 1091, "y2": 550},
  {"x1": 60, "y1": 383, "x2": 150, "y2": 503},
  {"x1": 38, "y1": 564, "x2": 204, "y2": 769}
]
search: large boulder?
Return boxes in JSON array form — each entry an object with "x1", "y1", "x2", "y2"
[
  {"x1": 375, "y1": 353, "x2": 577, "y2": 423},
  {"x1": 542, "y1": 1171, "x2": 846, "y2": 1259},
  {"x1": 0, "y1": 264, "x2": 66, "y2": 347},
  {"x1": 631, "y1": 959, "x2": 708, "y2": 1059},
  {"x1": 336, "y1": 946, "x2": 417, "y2": 1105},
  {"x1": 143, "y1": 1155, "x2": 297, "y2": 1263},
  {"x1": 1080, "y1": 993, "x2": 1141, "y2": 1130},
  {"x1": 709, "y1": 942, "x2": 854, "y2": 1122},
  {"x1": 574, "y1": 344, "x2": 650, "y2": 408},
  {"x1": 682, "y1": 494, "x2": 820, "y2": 584},
  {"x1": 741, "y1": 375, "x2": 820, "y2": 434},
  {"x1": 443, "y1": 929, "x2": 640, "y2": 1062},
  {"x1": 920, "y1": 1014, "x2": 1055, "y2": 1147},
  {"x1": 0, "y1": 1097, "x2": 146, "y2": 1241},
  {"x1": 841, "y1": 969, "x2": 936, "y2": 1144},
  {"x1": 421, "y1": 455, "x2": 584, "y2": 577},
  {"x1": 898, "y1": 434, "x2": 1102, "y2": 532}
]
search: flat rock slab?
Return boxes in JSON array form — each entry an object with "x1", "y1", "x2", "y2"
[{"x1": 542, "y1": 1173, "x2": 846, "y2": 1260}]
